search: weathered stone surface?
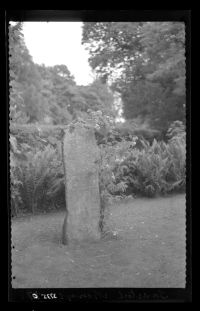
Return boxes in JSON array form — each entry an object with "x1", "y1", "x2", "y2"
[{"x1": 62, "y1": 123, "x2": 101, "y2": 242}]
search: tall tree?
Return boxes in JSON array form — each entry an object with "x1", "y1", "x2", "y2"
[
  {"x1": 82, "y1": 22, "x2": 186, "y2": 132},
  {"x1": 9, "y1": 23, "x2": 119, "y2": 126},
  {"x1": 9, "y1": 23, "x2": 48, "y2": 123},
  {"x1": 36, "y1": 64, "x2": 76, "y2": 124},
  {"x1": 9, "y1": 22, "x2": 29, "y2": 123}
]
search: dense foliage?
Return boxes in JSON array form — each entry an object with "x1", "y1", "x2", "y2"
[
  {"x1": 9, "y1": 23, "x2": 116, "y2": 125},
  {"x1": 10, "y1": 118, "x2": 186, "y2": 216},
  {"x1": 82, "y1": 22, "x2": 186, "y2": 133},
  {"x1": 9, "y1": 22, "x2": 186, "y2": 216}
]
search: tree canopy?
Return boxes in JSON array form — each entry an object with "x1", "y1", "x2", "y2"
[
  {"x1": 82, "y1": 22, "x2": 186, "y2": 132},
  {"x1": 9, "y1": 22, "x2": 186, "y2": 136},
  {"x1": 9, "y1": 22, "x2": 116, "y2": 126}
]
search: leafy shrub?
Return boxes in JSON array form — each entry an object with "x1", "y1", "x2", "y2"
[
  {"x1": 18, "y1": 145, "x2": 64, "y2": 213},
  {"x1": 10, "y1": 117, "x2": 186, "y2": 218},
  {"x1": 10, "y1": 135, "x2": 64, "y2": 215},
  {"x1": 10, "y1": 123, "x2": 63, "y2": 157},
  {"x1": 98, "y1": 137, "x2": 138, "y2": 204},
  {"x1": 114, "y1": 119, "x2": 162, "y2": 143},
  {"x1": 100, "y1": 132, "x2": 186, "y2": 198},
  {"x1": 166, "y1": 120, "x2": 186, "y2": 141}
]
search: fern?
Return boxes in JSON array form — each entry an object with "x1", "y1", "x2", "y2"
[
  {"x1": 18, "y1": 145, "x2": 64, "y2": 213},
  {"x1": 104, "y1": 136, "x2": 186, "y2": 197}
]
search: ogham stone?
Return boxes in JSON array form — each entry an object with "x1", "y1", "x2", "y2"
[{"x1": 62, "y1": 122, "x2": 101, "y2": 243}]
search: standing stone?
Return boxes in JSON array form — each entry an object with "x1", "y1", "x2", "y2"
[{"x1": 62, "y1": 122, "x2": 101, "y2": 242}]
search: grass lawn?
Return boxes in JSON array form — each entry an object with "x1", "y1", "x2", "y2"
[{"x1": 11, "y1": 194, "x2": 186, "y2": 288}]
